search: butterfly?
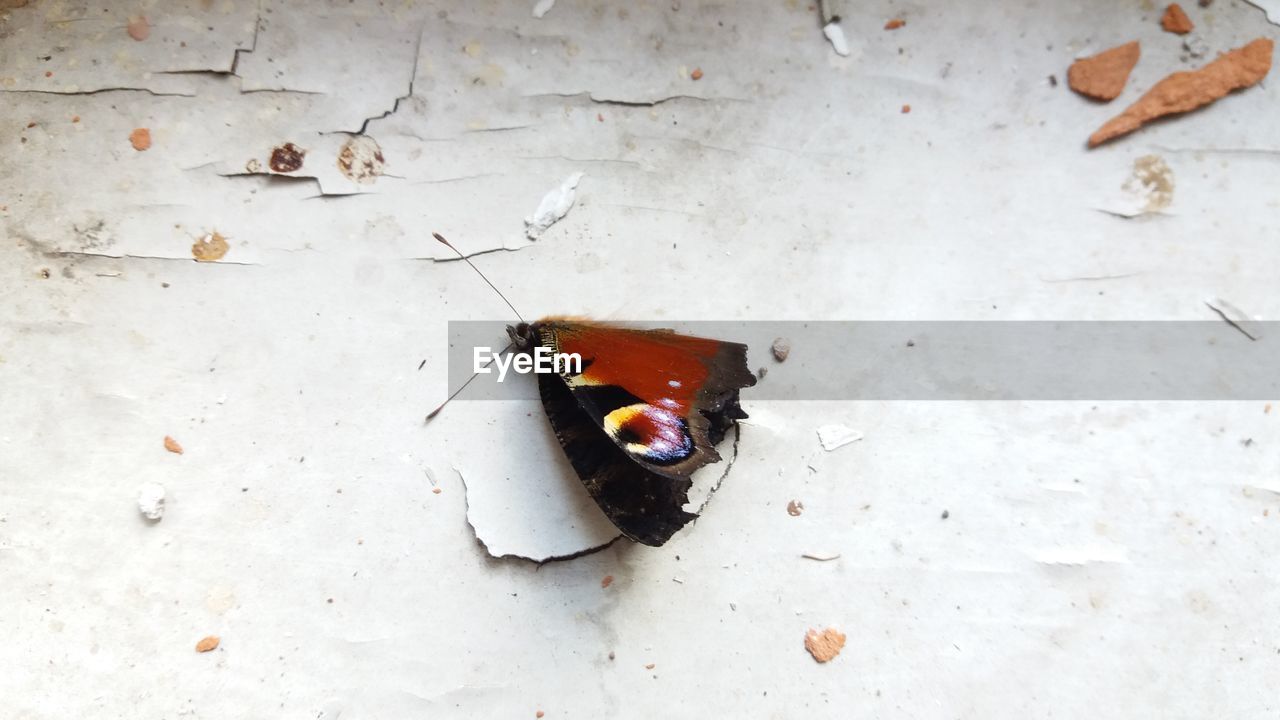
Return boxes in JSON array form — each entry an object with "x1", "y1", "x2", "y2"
[
  {"x1": 429, "y1": 234, "x2": 756, "y2": 547},
  {"x1": 508, "y1": 319, "x2": 756, "y2": 546}
]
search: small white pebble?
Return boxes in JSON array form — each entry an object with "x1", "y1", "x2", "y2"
[{"x1": 137, "y1": 483, "x2": 166, "y2": 521}]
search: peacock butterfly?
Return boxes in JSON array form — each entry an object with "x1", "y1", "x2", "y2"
[{"x1": 429, "y1": 234, "x2": 756, "y2": 547}]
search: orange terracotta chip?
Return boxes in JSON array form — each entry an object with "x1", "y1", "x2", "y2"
[
  {"x1": 1068, "y1": 41, "x2": 1140, "y2": 102},
  {"x1": 690, "y1": 68, "x2": 703, "y2": 81},
  {"x1": 129, "y1": 128, "x2": 151, "y2": 151},
  {"x1": 163, "y1": 435, "x2": 183, "y2": 454},
  {"x1": 195, "y1": 635, "x2": 219, "y2": 652},
  {"x1": 1161, "y1": 4, "x2": 1193, "y2": 34},
  {"x1": 601, "y1": 575, "x2": 614, "y2": 588},
  {"x1": 884, "y1": 18, "x2": 905, "y2": 30},
  {"x1": 804, "y1": 627, "x2": 846, "y2": 663},
  {"x1": 1088, "y1": 38, "x2": 1273, "y2": 147},
  {"x1": 127, "y1": 15, "x2": 150, "y2": 41}
]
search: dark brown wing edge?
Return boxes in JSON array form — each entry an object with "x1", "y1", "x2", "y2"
[
  {"x1": 538, "y1": 370, "x2": 697, "y2": 547},
  {"x1": 636, "y1": 339, "x2": 755, "y2": 479}
]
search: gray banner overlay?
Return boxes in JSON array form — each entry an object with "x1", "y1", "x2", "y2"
[{"x1": 442, "y1": 321, "x2": 1277, "y2": 401}]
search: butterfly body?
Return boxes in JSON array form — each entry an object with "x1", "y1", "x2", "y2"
[{"x1": 508, "y1": 318, "x2": 756, "y2": 546}]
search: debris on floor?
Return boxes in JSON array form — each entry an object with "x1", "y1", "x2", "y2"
[
  {"x1": 163, "y1": 435, "x2": 184, "y2": 454},
  {"x1": 691, "y1": 68, "x2": 704, "y2": 80},
  {"x1": 901, "y1": 104, "x2": 912, "y2": 113},
  {"x1": 1068, "y1": 41, "x2": 1140, "y2": 101},
  {"x1": 771, "y1": 338, "x2": 791, "y2": 362},
  {"x1": 191, "y1": 232, "x2": 230, "y2": 262},
  {"x1": 801, "y1": 552, "x2": 841, "y2": 561},
  {"x1": 601, "y1": 575, "x2": 614, "y2": 588},
  {"x1": 786, "y1": 500, "x2": 804, "y2": 517},
  {"x1": 804, "y1": 627, "x2": 846, "y2": 663},
  {"x1": 817, "y1": 424, "x2": 863, "y2": 452},
  {"x1": 195, "y1": 635, "x2": 220, "y2": 653},
  {"x1": 532, "y1": 0, "x2": 556, "y2": 19},
  {"x1": 884, "y1": 18, "x2": 906, "y2": 30},
  {"x1": 1161, "y1": 4, "x2": 1194, "y2": 34},
  {"x1": 127, "y1": 16, "x2": 150, "y2": 42},
  {"x1": 823, "y1": 21, "x2": 850, "y2": 57},
  {"x1": 137, "y1": 483, "x2": 166, "y2": 521},
  {"x1": 525, "y1": 172, "x2": 584, "y2": 240},
  {"x1": 129, "y1": 128, "x2": 151, "y2": 151},
  {"x1": 1088, "y1": 38, "x2": 1274, "y2": 147}
]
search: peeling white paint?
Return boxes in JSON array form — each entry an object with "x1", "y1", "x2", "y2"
[
  {"x1": 532, "y1": 0, "x2": 557, "y2": 19},
  {"x1": 822, "y1": 22, "x2": 850, "y2": 57},
  {"x1": 524, "y1": 172, "x2": 584, "y2": 240},
  {"x1": 817, "y1": 424, "x2": 863, "y2": 451}
]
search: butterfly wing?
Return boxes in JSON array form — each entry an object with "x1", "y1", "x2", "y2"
[
  {"x1": 536, "y1": 368, "x2": 697, "y2": 546},
  {"x1": 534, "y1": 320, "x2": 756, "y2": 480}
]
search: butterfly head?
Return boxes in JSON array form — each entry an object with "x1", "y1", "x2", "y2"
[{"x1": 507, "y1": 321, "x2": 537, "y2": 350}]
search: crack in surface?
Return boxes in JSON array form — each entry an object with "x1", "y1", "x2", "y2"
[
  {"x1": 1, "y1": 87, "x2": 194, "y2": 97},
  {"x1": 525, "y1": 91, "x2": 730, "y2": 107},
  {"x1": 354, "y1": 26, "x2": 423, "y2": 135}
]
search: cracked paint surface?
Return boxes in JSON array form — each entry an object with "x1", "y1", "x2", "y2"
[{"x1": 3, "y1": 1, "x2": 1280, "y2": 718}]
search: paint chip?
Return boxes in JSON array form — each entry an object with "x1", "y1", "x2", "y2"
[
  {"x1": 532, "y1": 0, "x2": 555, "y2": 18},
  {"x1": 771, "y1": 338, "x2": 791, "y2": 362},
  {"x1": 163, "y1": 435, "x2": 184, "y2": 454},
  {"x1": 804, "y1": 627, "x2": 846, "y2": 663},
  {"x1": 129, "y1": 128, "x2": 151, "y2": 151},
  {"x1": 884, "y1": 18, "x2": 906, "y2": 30},
  {"x1": 691, "y1": 67, "x2": 703, "y2": 80},
  {"x1": 525, "y1": 172, "x2": 584, "y2": 240},
  {"x1": 1068, "y1": 41, "x2": 1140, "y2": 101},
  {"x1": 601, "y1": 575, "x2": 614, "y2": 588},
  {"x1": 1088, "y1": 38, "x2": 1273, "y2": 147},
  {"x1": 1162, "y1": 3, "x2": 1194, "y2": 34},
  {"x1": 817, "y1": 424, "x2": 863, "y2": 451},
  {"x1": 822, "y1": 22, "x2": 850, "y2": 57},
  {"x1": 195, "y1": 635, "x2": 220, "y2": 652},
  {"x1": 127, "y1": 15, "x2": 150, "y2": 41},
  {"x1": 137, "y1": 483, "x2": 166, "y2": 521},
  {"x1": 191, "y1": 232, "x2": 229, "y2": 262}
]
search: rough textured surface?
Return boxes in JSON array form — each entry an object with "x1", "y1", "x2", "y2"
[
  {"x1": 1068, "y1": 41, "x2": 1141, "y2": 101},
  {"x1": 3, "y1": 1, "x2": 1280, "y2": 718},
  {"x1": 1162, "y1": 4, "x2": 1195, "y2": 34},
  {"x1": 1089, "y1": 38, "x2": 1274, "y2": 147}
]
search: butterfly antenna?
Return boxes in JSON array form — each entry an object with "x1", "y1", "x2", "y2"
[
  {"x1": 424, "y1": 343, "x2": 515, "y2": 423},
  {"x1": 432, "y1": 232, "x2": 525, "y2": 323}
]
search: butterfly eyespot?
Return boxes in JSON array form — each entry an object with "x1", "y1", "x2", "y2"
[{"x1": 603, "y1": 403, "x2": 693, "y2": 464}]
